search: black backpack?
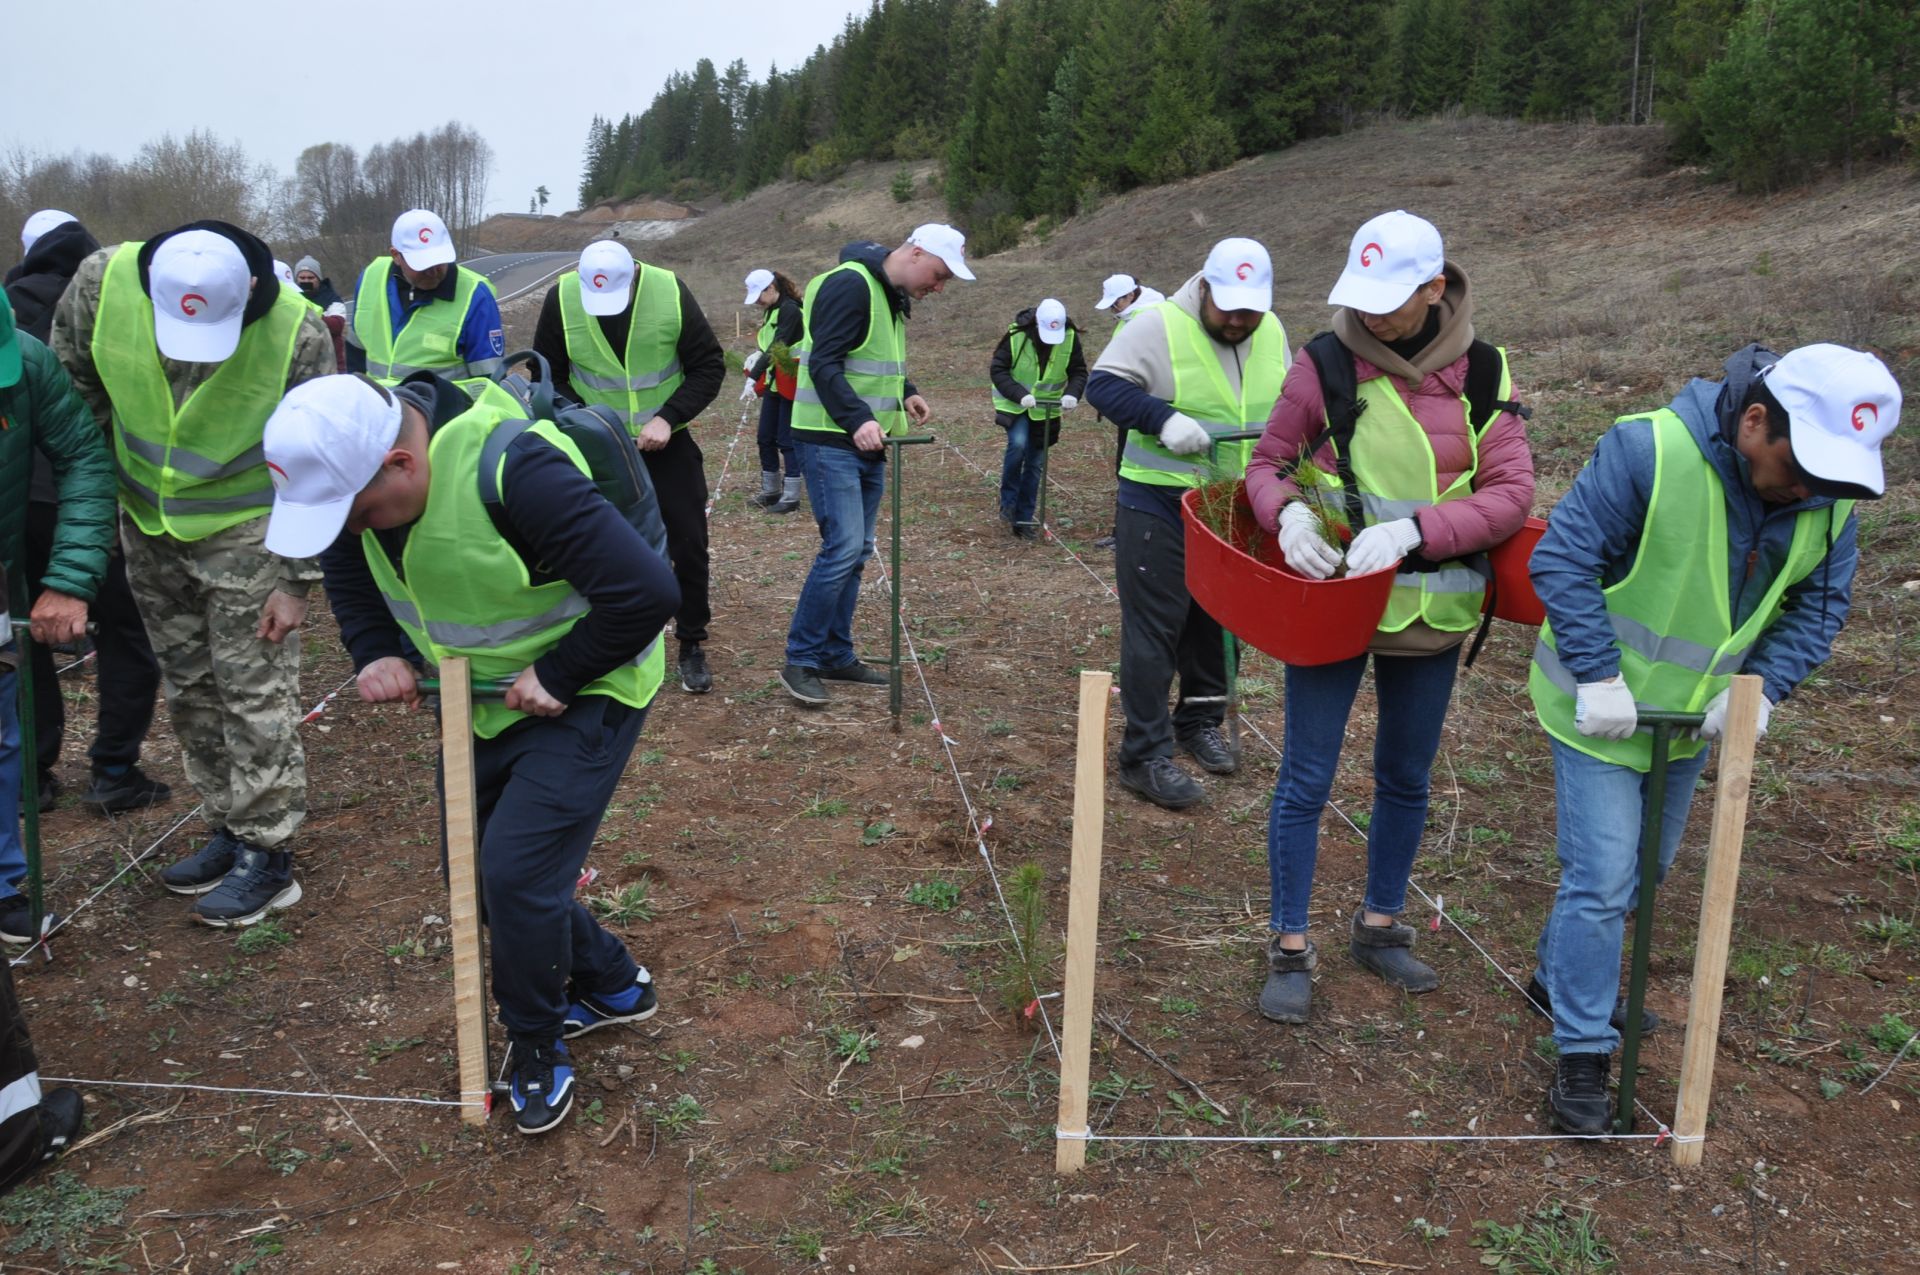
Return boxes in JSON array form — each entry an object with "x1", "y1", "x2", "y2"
[{"x1": 477, "y1": 349, "x2": 669, "y2": 582}]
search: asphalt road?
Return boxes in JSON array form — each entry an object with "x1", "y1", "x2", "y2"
[{"x1": 461, "y1": 251, "x2": 579, "y2": 304}]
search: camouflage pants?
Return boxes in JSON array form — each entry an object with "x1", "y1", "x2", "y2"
[{"x1": 120, "y1": 516, "x2": 306, "y2": 849}]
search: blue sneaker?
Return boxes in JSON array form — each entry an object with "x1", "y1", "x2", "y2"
[
  {"x1": 507, "y1": 1038, "x2": 575, "y2": 1135},
  {"x1": 562, "y1": 967, "x2": 658, "y2": 1039}
]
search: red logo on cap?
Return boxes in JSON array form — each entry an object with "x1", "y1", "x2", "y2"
[
  {"x1": 266, "y1": 460, "x2": 288, "y2": 491},
  {"x1": 1359, "y1": 242, "x2": 1384, "y2": 268},
  {"x1": 1235, "y1": 262, "x2": 1254, "y2": 281},
  {"x1": 179, "y1": 293, "x2": 207, "y2": 317},
  {"x1": 592, "y1": 273, "x2": 608, "y2": 288},
  {"x1": 1852, "y1": 403, "x2": 1878, "y2": 432},
  {"x1": 418, "y1": 227, "x2": 432, "y2": 244}
]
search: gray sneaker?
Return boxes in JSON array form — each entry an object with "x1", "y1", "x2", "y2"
[
  {"x1": 1177, "y1": 726, "x2": 1238, "y2": 775},
  {"x1": 1115, "y1": 756, "x2": 1204, "y2": 810},
  {"x1": 780, "y1": 663, "x2": 829, "y2": 705}
]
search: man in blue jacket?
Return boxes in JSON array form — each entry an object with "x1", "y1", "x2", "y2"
[{"x1": 1526, "y1": 342, "x2": 1900, "y2": 1133}]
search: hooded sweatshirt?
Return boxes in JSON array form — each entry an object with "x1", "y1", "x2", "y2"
[
  {"x1": 989, "y1": 306, "x2": 1089, "y2": 411},
  {"x1": 8, "y1": 219, "x2": 103, "y2": 502},
  {"x1": 1529, "y1": 343, "x2": 1857, "y2": 705}
]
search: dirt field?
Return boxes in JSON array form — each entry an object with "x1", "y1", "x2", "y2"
[{"x1": 7, "y1": 119, "x2": 1919, "y2": 1273}]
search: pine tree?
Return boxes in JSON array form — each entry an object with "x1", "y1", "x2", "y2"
[
  {"x1": 1126, "y1": 0, "x2": 1235, "y2": 186},
  {"x1": 1073, "y1": 0, "x2": 1160, "y2": 192},
  {"x1": 1221, "y1": 0, "x2": 1392, "y2": 151}
]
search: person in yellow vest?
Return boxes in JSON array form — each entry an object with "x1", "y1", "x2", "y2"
[
  {"x1": 1526, "y1": 343, "x2": 1898, "y2": 1134},
  {"x1": 346, "y1": 209, "x2": 503, "y2": 386},
  {"x1": 779, "y1": 226, "x2": 971, "y2": 706},
  {"x1": 1085, "y1": 238, "x2": 1289, "y2": 809},
  {"x1": 51, "y1": 221, "x2": 334, "y2": 927},
  {"x1": 989, "y1": 298, "x2": 1086, "y2": 539},
  {"x1": 1245, "y1": 211, "x2": 1535, "y2": 1022},
  {"x1": 533, "y1": 242, "x2": 726, "y2": 693},
  {"x1": 263, "y1": 371, "x2": 680, "y2": 1135},
  {"x1": 740, "y1": 267, "x2": 806, "y2": 514}
]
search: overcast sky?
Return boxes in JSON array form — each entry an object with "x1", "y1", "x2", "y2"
[{"x1": 9, "y1": 0, "x2": 872, "y2": 219}]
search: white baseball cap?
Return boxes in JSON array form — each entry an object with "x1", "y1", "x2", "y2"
[
  {"x1": 1764, "y1": 343, "x2": 1902, "y2": 497},
  {"x1": 1035, "y1": 298, "x2": 1068, "y2": 346},
  {"x1": 1098, "y1": 274, "x2": 1138, "y2": 311},
  {"x1": 1328, "y1": 210, "x2": 1445, "y2": 314},
  {"x1": 149, "y1": 229, "x2": 252, "y2": 362},
  {"x1": 263, "y1": 375, "x2": 407, "y2": 557},
  {"x1": 743, "y1": 268, "x2": 775, "y2": 305},
  {"x1": 1202, "y1": 238, "x2": 1273, "y2": 313},
  {"x1": 273, "y1": 259, "x2": 298, "y2": 290},
  {"x1": 21, "y1": 209, "x2": 77, "y2": 254},
  {"x1": 391, "y1": 209, "x2": 456, "y2": 270},
  {"x1": 578, "y1": 241, "x2": 635, "y2": 317},
  {"x1": 906, "y1": 223, "x2": 974, "y2": 281}
]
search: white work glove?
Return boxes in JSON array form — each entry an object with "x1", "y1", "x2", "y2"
[
  {"x1": 1344, "y1": 517, "x2": 1423, "y2": 576},
  {"x1": 1060, "y1": 394, "x2": 1078, "y2": 411},
  {"x1": 1574, "y1": 676, "x2": 1638, "y2": 740},
  {"x1": 1158, "y1": 412, "x2": 1211, "y2": 456},
  {"x1": 737, "y1": 378, "x2": 757, "y2": 402},
  {"x1": 743, "y1": 351, "x2": 764, "y2": 376},
  {"x1": 1278, "y1": 500, "x2": 1343, "y2": 580},
  {"x1": 1697, "y1": 687, "x2": 1772, "y2": 741},
  {"x1": 1019, "y1": 393, "x2": 1037, "y2": 410}
]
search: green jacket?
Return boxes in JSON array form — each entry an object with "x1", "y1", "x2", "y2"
[{"x1": 0, "y1": 333, "x2": 115, "y2": 609}]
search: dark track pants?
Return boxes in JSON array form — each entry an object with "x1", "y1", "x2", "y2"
[
  {"x1": 0, "y1": 961, "x2": 48, "y2": 1195},
  {"x1": 1114, "y1": 503, "x2": 1226, "y2": 766},
  {"x1": 641, "y1": 431, "x2": 712, "y2": 645}
]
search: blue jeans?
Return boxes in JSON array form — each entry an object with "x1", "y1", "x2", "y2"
[
  {"x1": 1266, "y1": 647, "x2": 1461, "y2": 934},
  {"x1": 786, "y1": 441, "x2": 884, "y2": 670},
  {"x1": 1536, "y1": 737, "x2": 1708, "y2": 1056},
  {"x1": 0, "y1": 657, "x2": 20, "y2": 898},
  {"x1": 998, "y1": 413, "x2": 1048, "y2": 524}
]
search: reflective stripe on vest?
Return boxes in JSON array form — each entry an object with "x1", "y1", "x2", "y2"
[
  {"x1": 1528, "y1": 409, "x2": 1852, "y2": 771},
  {"x1": 352, "y1": 258, "x2": 494, "y2": 385},
  {"x1": 361, "y1": 386, "x2": 663, "y2": 738},
  {"x1": 791, "y1": 262, "x2": 908, "y2": 438},
  {"x1": 1117, "y1": 305, "x2": 1287, "y2": 488},
  {"x1": 991, "y1": 325, "x2": 1077, "y2": 421},
  {"x1": 94, "y1": 241, "x2": 304, "y2": 541},
  {"x1": 558, "y1": 265, "x2": 686, "y2": 433},
  {"x1": 1331, "y1": 349, "x2": 1513, "y2": 633}
]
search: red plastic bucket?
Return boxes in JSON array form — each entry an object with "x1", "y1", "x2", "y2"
[
  {"x1": 1181, "y1": 485, "x2": 1394, "y2": 667},
  {"x1": 1483, "y1": 516, "x2": 1547, "y2": 626}
]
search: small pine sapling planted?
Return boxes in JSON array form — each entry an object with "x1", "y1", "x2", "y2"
[{"x1": 997, "y1": 862, "x2": 1061, "y2": 1023}]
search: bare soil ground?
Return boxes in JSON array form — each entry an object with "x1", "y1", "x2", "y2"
[{"x1": 7, "y1": 120, "x2": 1919, "y2": 1274}]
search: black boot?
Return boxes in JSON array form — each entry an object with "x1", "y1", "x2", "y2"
[
  {"x1": 750, "y1": 471, "x2": 780, "y2": 507},
  {"x1": 1347, "y1": 908, "x2": 1438, "y2": 993},
  {"x1": 1258, "y1": 938, "x2": 1316, "y2": 1023},
  {"x1": 769, "y1": 476, "x2": 803, "y2": 514},
  {"x1": 1547, "y1": 1051, "x2": 1614, "y2": 1134}
]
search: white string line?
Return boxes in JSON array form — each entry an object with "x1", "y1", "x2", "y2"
[
  {"x1": 12, "y1": 673, "x2": 360, "y2": 968},
  {"x1": 704, "y1": 395, "x2": 754, "y2": 516},
  {"x1": 38, "y1": 1076, "x2": 483, "y2": 1110},
  {"x1": 937, "y1": 435, "x2": 1119, "y2": 602},
  {"x1": 1057, "y1": 1128, "x2": 1698, "y2": 1145},
  {"x1": 870, "y1": 523, "x2": 1063, "y2": 1060},
  {"x1": 56, "y1": 650, "x2": 97, "y2": 677}
]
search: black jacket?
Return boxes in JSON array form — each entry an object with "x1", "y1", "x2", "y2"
[
  {"x1": 532, "y1": 269, "x2": 725, "y2": 429},
  {"x1": 989, "y1": 307, "x2": 1088, "y2": 406},
  {"x1": 318, "y1": 373, "x2": 681, "y2": 703},
  {"x1": 298, "y1": 277, "x2": 344, "y2": 309},
  {"x1": 5, "y1": 221, "x2": 99, "y2": 343},
  {"x1": 800, "y1": 241, "x2": 921, "y2": 451},
  {"x1": 760, "y1": 294, "x2": 804, "y2": 354}
]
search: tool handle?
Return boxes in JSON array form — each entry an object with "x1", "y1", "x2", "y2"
[
  {"x1": 1638, "y1": 710, "x2": 1707, "y2": 728},
  {"x1": 1211, "y1": 429, "x2": 1266, "y2": 443},
  {"x1": 416, "y1": 677, "x2": 516, "y2": 699},
  {"x1": 886, "y1": 434, "x2": 937, "y2": 446}
]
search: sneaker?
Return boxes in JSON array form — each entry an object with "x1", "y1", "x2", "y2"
[
  {"x1": 1177, "y1": 725, "x2": 1238, "y2": 775},
  {"x1": 82, "y1": 764, "x2": 173, "y2": 815},
  {"x1": 35, "y1": 772, "x2": 59, "y2": 811},
  {"x1": 507, "y1": 1037, "x2": 576, "y2": 1135},
  {"x1": 780, "y1": 663, "x2": 829, "y2": 705},
  {"x1": 35, "y1": 1088, "x2": 84, "y2": 1163},
  {"x1": 678, "y1": 644, "x2": 713, "y2": 694},
  {"x1": 819, "y1": 659, "x2": 889, "y2": 686},
  {"x1": 159, "y1": 828, "x2": 242, "y2": 896},
  {"x1": 563, "y1": 967, "x2": 659, "y2": 1039},
  {"x1": 1012, "y1": 524, "x2": 1038, "y2": 540},
  {"x1": 193, "y1": 844, "x2": 302, "y2": 928},
  {"x1": 1524, "y1": 973, "x2": 1661, "y2": 1036},
  {"x1": 1093, "y1": 534, "x2": 1117, "y2": 550},
  {"x1": 1547, "y1": 1051, "x2": 1614, "y2": 1135},
  {"x1": 1115, "y1": 756, "x2": 1204, "y2": 810},
  {"x1": 0, "y1": 896, "x2": 59, "y2": 946}
]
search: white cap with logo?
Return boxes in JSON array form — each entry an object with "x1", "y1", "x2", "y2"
[
  {"x1": 150, "y1": 229, "x2": 252, "y2": 362},
  {"x1": 21, "y1": 209, "x2": 77, "y2": 254},
  {"x1": 1328, "y1": 210, "x2": 1444, "y2": 314},
  {"x1": 391, "y1": 209, "x2": 457, "y2": 271},
  {"x1": 263, "y1": 375, "x2": 407, "y2": 558},
  {"x1": 1035, "y1": 298, "x2": 1068, "y2": 346},
  {"x1": 742, "y1": 268, "x2": 775, "y2": 306},
  {"x1": 1202, "y1": 238, "x2": 1273, "y2": 313},
  {"x1": 1098, "y1": 274, "x2": 1138, "y2": 311},
  {"x1": 906, "y1": 223, "x2": 975, "y2": 281},
  {"x1": 578, "y1": 241, "x2": 636, "y2": 317},
  {"x1": 273, "y1": 259, "x2": 298, "y2": 290},
  {"x1": 1765, "y1": 343, "x2": 1902, "y2": 497}
]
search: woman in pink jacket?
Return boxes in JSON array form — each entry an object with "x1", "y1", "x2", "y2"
[{"x1": 1242, "y1": 210, "x2": 1535, "y2": 1024}]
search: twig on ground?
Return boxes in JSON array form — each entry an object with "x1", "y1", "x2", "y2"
[
  {"x1": 1097, "y1": 1013, "x2": 1229, "y2": 1118},
  {"x1": 1278, "y1": 1249, "x2": 1425, "y2": 1271},
  {"x1": 984, "y1": 1241, "x2": 1140, "y2": 1271}
]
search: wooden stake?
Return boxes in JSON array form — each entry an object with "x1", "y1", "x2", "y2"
[
  {"x1": 1671, "y1": 674, "x2": 1763, "y2": 1166},
  {"x1": 440, "y1": 657, "x2": 491, "y2": 1126},
  {"x1": 1055, "y1": 670, "x2": 1112, "y2": 1174}
]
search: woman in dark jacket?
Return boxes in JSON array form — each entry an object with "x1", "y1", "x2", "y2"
[{"x1": 742, "y1": 268, "x2": 805, "y2": 513}]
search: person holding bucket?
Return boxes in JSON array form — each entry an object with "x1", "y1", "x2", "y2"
[
  {"x1": 1528, "y1": 343, "x2": 1896, "y2": 1134},
  {"x1": 1244, "y1": 210, "x2": 1535, "y2": 1023}
]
